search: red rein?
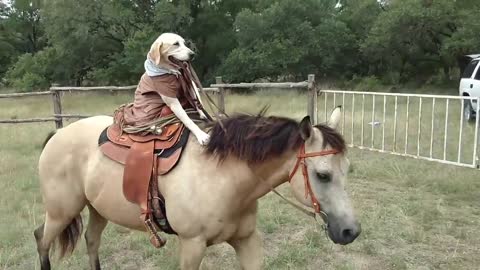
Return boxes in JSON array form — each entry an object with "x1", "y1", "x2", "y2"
[{"x1": 288, "y1": 144, "x2": 340, "y2": 213}]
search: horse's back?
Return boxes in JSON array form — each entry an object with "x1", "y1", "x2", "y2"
[{"x1": 40, "y1": 115, "x2": 112, "y2": 162}]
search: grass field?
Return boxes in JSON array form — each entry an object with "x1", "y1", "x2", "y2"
[{"x1": 1, "y1": 89, "x2": 480, "y2": 270}]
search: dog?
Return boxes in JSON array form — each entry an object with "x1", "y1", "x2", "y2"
[{"x1": 124, "y1": 33, "x2": 210, "y2": 145}]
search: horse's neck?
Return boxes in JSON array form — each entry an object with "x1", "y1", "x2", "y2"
[{"x1": 244, "y1": 152, "x2": 297, "y2": 202}]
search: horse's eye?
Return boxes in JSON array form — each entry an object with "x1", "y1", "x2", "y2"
[{"x1": 316, "y1": 172, "x2": 331, "y2": 183}]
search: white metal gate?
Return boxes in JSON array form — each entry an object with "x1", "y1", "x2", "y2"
[{"x1": 317, "y1": 90, "x2": 480, "y2": 169}]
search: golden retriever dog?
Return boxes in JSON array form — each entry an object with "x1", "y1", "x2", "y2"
[{"x1": 140, "y1": 33, "x2": 210, "y2": 145}]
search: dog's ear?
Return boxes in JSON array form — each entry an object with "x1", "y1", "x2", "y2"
[{"x1": 149, "y1": 41, "x2": 163, "y2": 66}]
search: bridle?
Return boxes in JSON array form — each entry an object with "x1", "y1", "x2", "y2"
[
  {"x1": 250, "y1": 142, "x2": 340, "y2": 237},
  {"x1": 265, "y1": 143, "x2": 340, "y2": 225},
  {"x1": 287, "y1": 144, "x2": 340, "y2": 214}
]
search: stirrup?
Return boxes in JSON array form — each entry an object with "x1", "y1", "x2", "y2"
[{"x1": 143, "y1": 216, "x2": 167, "y2": 248}]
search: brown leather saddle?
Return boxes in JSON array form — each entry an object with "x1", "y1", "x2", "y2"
[{"x1": 98, "y1": 122, "x2": 189, "y2": 247}]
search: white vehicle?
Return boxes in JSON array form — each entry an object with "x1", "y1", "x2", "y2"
[{"x1": 459, "y1": 54, "x2": 480, "y2": 122}]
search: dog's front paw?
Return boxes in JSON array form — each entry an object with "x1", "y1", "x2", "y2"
[
  {"x1": 198, "y1": 110, "x2": 207, "y2": 120},
  {"x1": 195, "y1": 131, "x2": 210, "y2": 146}
]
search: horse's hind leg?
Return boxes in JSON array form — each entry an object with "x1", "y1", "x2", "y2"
[
  {"x1": 34, "y1": 212, "x2": 84, "y2": 270},
  {"x1": 34, "y1": 223, "x2": 51, "y2": 270},
  {"x1": 85, "y1": 205, "x2": 108, "y2": 270}
]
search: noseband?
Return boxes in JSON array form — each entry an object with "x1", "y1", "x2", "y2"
[{"x1": 287, "y1": 144, "x2": 340, "y2": 214}]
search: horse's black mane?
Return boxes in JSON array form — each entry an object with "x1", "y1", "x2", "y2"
[{"x1": 205, "y1": 112, "x2": 345, "y2": 163}]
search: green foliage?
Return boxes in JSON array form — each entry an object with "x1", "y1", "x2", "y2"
[
  {"x1": 5, "y1": 47, "x2": 61, "y2": 91},
  {"x1": 360, "y1": 0, "x2": 480, "y2": 84},
  {"x1": 2, "y1": 0, "x2": 480, "y2": 91},
  {"x1": 219, "y1": 0, "x2": 356, "y2": 82},
  {"x1": 0, "y1": 0, "x2": 45, "y2": 80},
  {"x1": 441, "y1": 9, "x2": 480, "y2": 63},
  {"x1": 349, "y1": 75, "x2": 383, "y2": 91},
  {"x1": 87, "y1": 1, "x2": 193, "y2": 85},
  {"x1": 361, "y1": 0, "x2": 456, "y2": 83}
]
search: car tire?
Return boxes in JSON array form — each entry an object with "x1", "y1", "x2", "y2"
[{"x1": 464, "y1": 100, "x2": 476, "y2": 122}]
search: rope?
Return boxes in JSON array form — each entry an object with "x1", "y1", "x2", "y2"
[
  {"x1": 188, "y1": 65, "x2": 229, "y2": 133},
  {"x1": 121, "y1": 108, "x2": 203, "y2": 134}
]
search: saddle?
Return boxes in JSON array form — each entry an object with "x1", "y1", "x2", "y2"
[{"x1": 98, "y1": 121, "x2": 189, "y2": 248}]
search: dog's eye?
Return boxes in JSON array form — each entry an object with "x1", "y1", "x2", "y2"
[
  {"x1": 173, "y1": 42, "x2": 180, "y2": 46},
  {"x1": 316, "y1": 172, "x2": 331, "y2": 183}
]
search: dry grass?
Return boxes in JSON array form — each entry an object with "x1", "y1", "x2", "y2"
[{"x1": 0, "y1": 89, "x2": 479, "y2": 270}]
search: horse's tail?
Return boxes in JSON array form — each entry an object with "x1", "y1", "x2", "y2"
[
  {"x1": 42, "y1": 130, "x2": 56, "y2": 149},
  {"x1": 55, "y1": 215, "x2": 84, "y2": 258}
]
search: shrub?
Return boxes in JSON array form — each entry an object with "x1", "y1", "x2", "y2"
[
  {"x1": 5, "y1": 48, "x2": 60, "y2": 91},
  {"x1": 354, "y1": 76, "x2": 383, "y2": 91}
]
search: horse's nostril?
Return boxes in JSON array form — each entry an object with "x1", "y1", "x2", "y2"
[
  {"x1": 342, "y1": 229, "x2": 353, "y2": 239},
  {"x1": 341, "y1": 224, "x2": 361, "y2": 242}
]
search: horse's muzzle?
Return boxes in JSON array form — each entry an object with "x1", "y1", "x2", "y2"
[{"x1": 327, "y1": 217, "x2": 361, "y2": 245}]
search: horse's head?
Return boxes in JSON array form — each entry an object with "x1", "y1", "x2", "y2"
[
  {"x1": 205, "y1": 109, "x2": 360, "y2": 245},
  {"x1": 289, "y1": 107, "x2": 361, "y2": 245}
]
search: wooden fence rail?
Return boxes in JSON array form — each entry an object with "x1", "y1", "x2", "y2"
[
  {"x1": 0, "y1": 74, "x2": 316, "y2": 128},
  {"x1": 0, "y1": 91, "x2": 52, "y2": 98}
]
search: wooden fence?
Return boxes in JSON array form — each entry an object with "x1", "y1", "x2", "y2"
[{"x1": 0, "y1": 74, "x2": 317, "y2": 129}]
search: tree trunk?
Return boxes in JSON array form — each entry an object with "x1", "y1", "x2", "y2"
[
  {"x1": 443, "y1": 65, "x2": 450, "y2": 80},
  {"x1": 399, "y1": 57, "x2": 407, "y2": 84}
]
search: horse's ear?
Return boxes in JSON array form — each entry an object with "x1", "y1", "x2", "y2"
[
  {"x1": 328, "y1": 106, "x2": 342, "y2": 130},
  {"x1": 299, "y1": 116, "x2": 312, "y2": 140}
]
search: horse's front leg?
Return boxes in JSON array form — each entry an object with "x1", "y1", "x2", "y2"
[
  {"x1": 178, "y1": 237, "x2": 207, "y2": 270},
  {"x1": 229, "y1": 229, "x2": 264, "y2": 270}
]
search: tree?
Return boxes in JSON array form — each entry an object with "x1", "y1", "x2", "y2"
[
  {"x1": 183, "y1": 0, "x2": 256, "y2": 83},
  {"x1": 337, "y1": 0, "x2": 383, "y2": 76},
  {"x1": 5, "y1": 47, "x2": 60, "y2": 91},
  {"x1": 0, "y1": 0, "x2": 45, "y2": 81},
  {"x1": 441, "y1": 8, "x2": 480, "y2": 79},
  {"x1": 40, "y1": 0, "x2": 138, "y2": 85},
  {"x1": 3, "y1": 0, "x2": 480, "y2": 91},
  {"x1": 86, "y1": 1, "x2": 193, "y2": 85},
  {"x1": 361, "y1": 0, "x2": 461, "y2": 83},
  {"x1": 219, "y1": 0, "x2": 356, "y2": 82}
]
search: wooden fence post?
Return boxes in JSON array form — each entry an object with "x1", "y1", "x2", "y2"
[
  {"x1": 307, "y1": 74, "x2": 317, "y2": 124},
  {"x1": 215, "y1": 76, "x2": 226, "y2": 114},
  {"x1": 51, "y1": 86, "x2": 63, "y2": 129}
]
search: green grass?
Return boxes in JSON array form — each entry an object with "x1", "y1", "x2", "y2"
[{"x1": 1, "y1": 89, "x2": 480, "y2": 269}]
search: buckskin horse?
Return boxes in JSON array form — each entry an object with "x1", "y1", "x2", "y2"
[{"x1": 34, "y1": 107, "x2": 361, "y2": 270}]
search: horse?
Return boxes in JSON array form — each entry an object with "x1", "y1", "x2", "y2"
[{"x1": 34, "y1": 107, "x2": 361, "y2": 270}]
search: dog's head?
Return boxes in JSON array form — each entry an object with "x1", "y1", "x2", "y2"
[{"x1": 148, "y1": 33, "x2": 194, "y2": 69}]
